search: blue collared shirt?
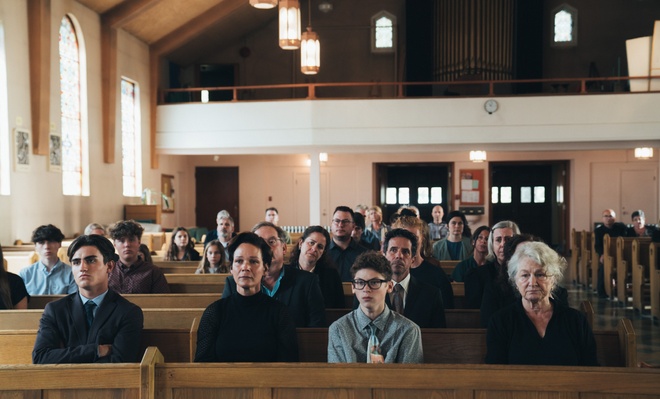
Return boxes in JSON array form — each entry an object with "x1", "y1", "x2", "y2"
[
  {"x1": 262, "y1": 267, "x2": 285, "y2": 297},
  {"x1": 78, "y1": 290, "x2": 109, "y2": 318},
  {"x1": 19, "y1": 260, "x2": 77, "y2": 295}
]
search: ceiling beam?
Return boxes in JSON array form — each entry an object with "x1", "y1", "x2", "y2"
[
  {"x1": 151, "y1": 0, "x2": 245, "y2": 56},
  {"x1": 27, "y1": 0, "x2": 51, "y2": 156},
  {"x1": 102, "y1": 0, "x2": 164, "y2": 29}
]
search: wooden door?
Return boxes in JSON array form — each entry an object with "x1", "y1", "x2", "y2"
[{"x1": 195, "y1": 167, "x2": 239, "y2": 231}]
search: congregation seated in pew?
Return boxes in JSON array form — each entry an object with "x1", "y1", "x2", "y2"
[{"x1": 108, "y1": 220, "x2": 170, "y2": 294}]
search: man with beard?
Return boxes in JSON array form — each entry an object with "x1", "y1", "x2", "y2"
[
  {"x1": 328, "y1": 206, "x2": 367, "y2": 282},
  {"x1": 379, "y1": 228, "x2": 446, "y2": 328},
  {"x1": 204, "y1": 211, "x2": 235, "y2": 260}
]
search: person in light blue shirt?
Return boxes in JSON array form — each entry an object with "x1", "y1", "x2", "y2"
[{"x1": 19, "y1": 224, "x2": 76, "y2": 295}]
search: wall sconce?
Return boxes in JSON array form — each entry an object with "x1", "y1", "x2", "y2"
[
  {"x1": 201, "y1": 90, "x2": 209, "y2": 103},
  {"x1": 634, "y1": 147, "x2": 654, "y2": 159},
  {"x1": 250, "y1": 0, "x2": 277, "y2": 9},
  {"x1": 469, "y1": 150, "x2": 487, "y2": 162},
  {"x1": 319, "y1": 152, "x2": 328, "y2": 162},
  {"x1": 279, "y1": 0, "x2": 301, "y2": 49}
]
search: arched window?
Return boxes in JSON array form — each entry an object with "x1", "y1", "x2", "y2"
[
  {"x1": 371, "y1": 11, "x2": 396, "y2": 53},
  {"x1": 59, "y1": 15, "x2": 89, "y2": 196},
  {"x1": 121, "y1": 78, "x2": 142, "y2": 197},
  {"x1": 0, "y1": 21, "x2": 9, "y2": 195},
  {"x1": 552, "y1": 4, "x2": 577, "y2": 48}
]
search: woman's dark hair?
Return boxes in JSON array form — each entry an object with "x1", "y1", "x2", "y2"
[
  {"x1": 138, "y1": 244, "x2": 153, "y2": 264},
  {"x1": 446, "y1": 211, "x2": 472, "y2": 237},
  {"x1": 197, "y1": 240, "x2": 228, "y2": 273},
  {"x1": 228, "y1": 232, "x2": 272, "y2": 271},
  {"x1": 165, "y1": 227, "x2": 195, "y2": 261},
  {"x1": 288, "y1": 226, "x2": 332, "y2": 270},
  {"x1": 471, "y1": 225, "x2": 491, "y2": 245},
  {"x1": 0, "y1": 245, "x2": 12, "y2": 309}
]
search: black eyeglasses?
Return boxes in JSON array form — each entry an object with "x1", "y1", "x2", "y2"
[{"x1": 352, "y1": 279, "x2": 389, "y2": 290}]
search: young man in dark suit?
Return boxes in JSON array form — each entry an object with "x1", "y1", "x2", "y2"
[
  {"x1": 33, "y1": 234, "x2": 144, "y2": 364},
  {"x1": 382, "y1": 228, "x2": 446, "y2": 328}
]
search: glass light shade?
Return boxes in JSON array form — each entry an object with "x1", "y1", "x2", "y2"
[
  {"x1": 279, "y1": 0, "x2": 301, "y2": 49},
  {"x1": 301, "y1": 27, "x2": 320, "y2": 75},
  {"x1": 634, "y1": 147, "x2": 653, "y2": 159},
  {"x1": 250, "y1": 0, "x2": 277, "y2": 9},
  {"x1": 469, "y1": 150, "x2": 487, "y2": 162}
]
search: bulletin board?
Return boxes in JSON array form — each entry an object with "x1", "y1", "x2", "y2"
[{"x1": 459, "y1": 169, "x2": 484, "y2": 205}]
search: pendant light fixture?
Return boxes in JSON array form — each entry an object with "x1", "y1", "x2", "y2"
[
  {"x1": 250, "y1": 0, "x2": 277, "y2": 9},
  {"x1": 301, "y1": 0, "x2": 320, "y2": 74},
  {"x1": 279, "y1": 0, "x2": 301, "y2": 49}
]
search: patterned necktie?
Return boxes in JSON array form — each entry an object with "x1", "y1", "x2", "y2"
[
  {"x1": 84, "y1": 301, "x2": 97, "y2": 329},
  {"x1": 391, "y1": 284, "x2": 404, "y2": 314},
  {"x1": 367, "y1": 323, "x2": 381, "y2": 363}
]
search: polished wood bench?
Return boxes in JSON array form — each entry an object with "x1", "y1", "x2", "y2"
[
  {"x1": 154, "y1": 362, "x2": 660, "y2": 399},
  {"x1": 632, "y1": 239, "x2": 655, "y2": 312},
  {"x1": 28, "y1": 294, "x2": 221, "y2": 309},
  {"x1": 439, "y1": 260, "x2": 460, "y2": 276},
  {"x1": 296, "y1": 318, "x2": 637, "y2": 366},
  {"x1": 616, "y1": 237, "x2": 651, "y2": 304},
  {"x1": 652, "y1": 243, "x2": 660, "y2": 323},
  {"x1": 0, "y1": 320, "x2": 198, "y2": 364},
  {"x1": 0, "y1": 346, "x2": 162, "y2": 399}
]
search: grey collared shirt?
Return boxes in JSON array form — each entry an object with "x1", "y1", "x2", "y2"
[{"x1": 328, "y1": 306, "x2": 423, "y2": 363}]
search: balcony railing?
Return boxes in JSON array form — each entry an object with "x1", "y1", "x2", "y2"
[{"x1": 159, "y1": 76, "x2": 660, "y2": 104}]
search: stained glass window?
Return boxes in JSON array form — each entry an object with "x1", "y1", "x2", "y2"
[
  {"x1": 121, "y1": 78, "x2": 142, "y2": 197},
  {"x1": 371, "y1": 11, "x2": 396, "y2": 53},
  {"x1": 59, "y1": 16, "x2": 83, "y2": 195}
]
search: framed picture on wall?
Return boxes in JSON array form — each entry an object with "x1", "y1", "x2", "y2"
[
  {"x1": 49, "y1": 133, "x2": 62, "y2": 172},
  {"x1": 13, "y1": 127, "x2": 31, "y2": 172}
]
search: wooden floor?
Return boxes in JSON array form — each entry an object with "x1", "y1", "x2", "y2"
[{"x1": 566, "y1": 283, "x2": 660, "y2": 365}]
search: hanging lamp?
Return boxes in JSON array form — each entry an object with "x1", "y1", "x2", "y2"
[
  {"x1": 301, "y1": 0, "x2": 320, "y2": 74},
  {"x1": 279, "y1": 0, "x2": 301, "y2": 49},
  {"x1": 250, "y1": 0, "x2": 277, "y2": 9}
]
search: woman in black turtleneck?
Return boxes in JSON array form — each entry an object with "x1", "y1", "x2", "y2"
[{"x1": 194, "y1": 232, "x2": 298, "y2": 362}]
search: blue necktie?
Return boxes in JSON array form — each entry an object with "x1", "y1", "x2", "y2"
[{"x1": 84, "y1": 301, "x2": 97, "y2": 329}]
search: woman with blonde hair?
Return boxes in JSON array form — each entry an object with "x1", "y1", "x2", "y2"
[{"x1": 196, "y1": 240, "x2": 228, "y2": 274}]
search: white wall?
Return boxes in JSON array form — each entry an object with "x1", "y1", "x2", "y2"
[{"x1": 0, "y1": 1, "x2": 189, "y2": 244}]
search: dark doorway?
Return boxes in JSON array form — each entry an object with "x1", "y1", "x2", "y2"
[
  {"x1": 197, "y1": 64, "x2": 236, "y2": 102},
  {"x1": 489, "y1": 161, "x2": 569, "y2": 254},
  {"x1": 195, "y1": 167, "x2": 240, "y2": 231},
  {"x1": 374, "y1": 163, "x2": 451, "y2": 225}
]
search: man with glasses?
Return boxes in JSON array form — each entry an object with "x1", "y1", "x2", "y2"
[
  {"x1": 329, "y1": 206, "x2": 368, "y2": 282},
  {"x1": 593, "y1": 209, "x2": 627, "y2": 298},
  {"x1": 381, "y1": 228, "x2": 446, "y2": 328},
  {"x1": 222, "y1": 221, "x2": 326, "y2": 327},
  {"x1": 328, "y1": 251, "x2": 423, "y2": 363},
  {"x1": 33, "y1": 234, "x2": 144, "y2": 364}
]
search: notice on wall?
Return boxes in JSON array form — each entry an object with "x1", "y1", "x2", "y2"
[{"x1": 459, "y1": 169, "x2": 484, "y2": 205}]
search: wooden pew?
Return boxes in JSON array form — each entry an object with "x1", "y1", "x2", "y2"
[
  {"x1": 590, "y1": 231, "x2": 599, "y2": 291},
  {"x1": 615, "y1": 237, "x2": 649, "y2": 304},
  {"x1": 165, "y1": 273, "x2": 228, "y2": 283},
  {"x1": 652, "y1": 243, "x2": 660, "y2": 323},
  {"x1": 156, "y1": 263, "x2": 199, "y2": 274},
  {"x1": 0, "y1": 346, "x2": 162, "y2": 399},
  {"x1": 632, "y1": 239, "x2": 654, "y2": 312},
  {"x1": 0, "y1": 321, "x2": 197, "y2": 364},
  {"x1": 579, "y1": 230, "x2": 592, "y2": 288},
  {"x1": 602, "y1": 234, "x2": 617, "y2": 298},
  {"x1": 154, "y1": 362, "x2": 660, "y2": 399},
  {"x1": 569, "y1": 228, "x2": 581, "y2": 284},
  {"x1": 296, "y1": 318, "x2": 637, "y2": 366},
  {"x1": 28, "y1": 294, "x2": 221, "y2": 309},
  {"x1": 439, "y1": 260, "x2": 459, "y2": 276}
]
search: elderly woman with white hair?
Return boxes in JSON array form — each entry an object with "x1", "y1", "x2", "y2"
[{"x1": 485, "y1": 241, "x2": 598, "y2": 366}]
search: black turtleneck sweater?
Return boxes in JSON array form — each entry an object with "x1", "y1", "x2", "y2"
[{"x1": 194, "y1": 292, "x2": 298, "y2": 362}]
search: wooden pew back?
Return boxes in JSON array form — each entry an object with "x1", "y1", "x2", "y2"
[
  {"x1": 28, "y1": 294, "x2": 221, "y2": 309},
  {"x1": 602, "y1": 234, "x2": 618, "y2": 297},
  {"x1": 296, "y1": 318, "x2": 636, "y2": 366},
  {"x1": 651, "y1": 243, "x2": 660, "y2": 322},
  {"x1": 579, "y1": 230, "x2": 592, "y2": 288},
  {"x1": 632, "y1": 239, "x2": 653, "y2": 312},
  {"x1": 439, "y1": 260, "x2": 459, "y2": 276},
  {"x1": 615, "y1": 237, "x2": 649, "y2": 303}
]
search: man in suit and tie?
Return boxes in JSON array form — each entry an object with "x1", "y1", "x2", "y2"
[
  {"x1": 33, "y1": 234, "x2": 144, "y2": 364},
  {"x1": 223, "y1": 222, "x2": 326, "y2": 327},
  {"x1": 383, "y1": 228, "x2": 446, "y2": 328}
]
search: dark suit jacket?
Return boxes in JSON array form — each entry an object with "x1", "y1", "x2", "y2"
[
  {"x1": 353, "y1": 274, "x2": 446, "y2": 328},
  {"x1": 223, "y1": 266, "x2": 326, "y2": 327},
  {"x1": 33, "y1": 289, "x2": 144, "y2": 364}
]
